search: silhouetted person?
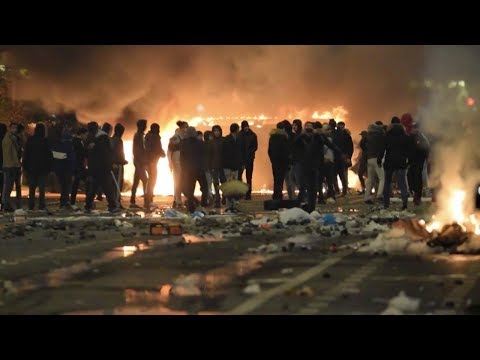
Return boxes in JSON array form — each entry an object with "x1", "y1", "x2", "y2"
[
  {"x1": 0, "y1": 123, "x2": 7, "y2": 209},
  {"x1": 23, "y1": 124, "x2": 53, "y2": 211},
  {"x1": 168, "y1": 121, "x2": 188, "y2": 208},
  {"x1": 238, "y1": 120, "x2": 258, "y2": 200},
  {"x1": 130, "y1": 119, "x2": 148, "y2": 208},
  {"x1": 410, "y1": 122, "x2": 430, "y2": 206},
  {"x1": 290, "y1": 119, "x2": 303, "y2": 200},
  {"x1": 203, "y1": 130, "x2": 214, "y2": 205},
  {"x1": 268, "y1": 122, "x2": 289, "y2": 200},
  {"x1": 85, "y1": 122, "x2": 119, "y2": 213},
  {"x1": 332, "y1": 121, "x2": 353, "y2": 196},
  {"x1": 111, "y1": 123, "x2": 128, "y2": 208},
  {"x1": 52, "y1": 127, "x2": 76, "y2": 209},
  {"x1": 96, "y1": 123, "x2": 113, "y2": 201},
  {"x1": 380, "y1": 118, "x2": 413, "y2": 210},
  {"x1": 357, "y1": 130, "x2": 368, "y2": 193},
  {"x1": 209, "y1": 125, "x2": 225, "y2": 208},
  {"x1": 223, "y1": 123, "x2": 242, "y2": 210},
  {"x1": 13, "y1": 124, "x2": 26, "y2": 208},
  {"x1": 71, "y1": 128, "x2": 88, "y2": 208},
  {"x1": 2, "y1": 123, "x2": 21, "y2": 212},
  {"x1": 144, "y1": 123, "x2": 165, "y2": 206},
  {"x1": 180, "y1": 127, "x2": 208, "y2": 213},
  {"x1": 363, "y1": 123, "x2": 385, "y2": 204}
]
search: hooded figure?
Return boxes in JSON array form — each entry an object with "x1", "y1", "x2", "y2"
[
  {"x1": 144, "y1": 123, "x2": 166, "y2": 205},
  {"x1": 268, "y1": 122, "x2": 289, "y2": 200},
  {"x1": 209, "y1": 125, "x2": 225, "y2": 208},
  {"x1": 23, "y1": 123, "x2": 53, "y2": 211},
  {"x1": 52, "y1": 128, "x2": 76, "y2": 209},
  {"x1": 331, "y1": 121, "x2": 352, "y2": 196},
  {"x1": 71, "y1": 127, "x2": 88, "y2": 207},
  {"x1": 180, "y1": 126, "x2": 208, "y2": 212},
  {"x1": 400, "y1": 113, "x2": 414, "y2": 135},
  {"x1": 84, "y1": 122, "x2": 119, "y2": 213},
  {"x1": 379, "y1": 122, "x2": 413, "y2": 210}
]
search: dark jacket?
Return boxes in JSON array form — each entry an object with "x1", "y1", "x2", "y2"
[
  {"x1": 132, "y1": 131, "x2": 146, "y2": 166},
  {"x1": 180, "y1": 137, "x2": 205, "y2": 173},
  {"x1": 52, "y1": 134, "x2": 76, "y2": 176},
  {"x1": 88, "y1": 130, "x2": 114, "y2": 175},
  {"x1": 293, "y1": 132, "x2": 326, "y2": 169},
  {"x1": 239, "y1": 129, "x2": 258, "y2": 165},
  {"x1": 111, "y1": 136, "x2": 128, "y2": 166},
  {"x1": 332, "y1": 128, "x2": 354, "y2": 160},
  {"x1": 222, "y1": 134, "x2": 242, "y2": 171},
  {"x1": 381, "y1": 124, "x2": 413, "y2": 170},
  {"x1": 268, "y1": 128, "x2": 289, "y2": 169},
  {"x1": 410, "y1": 131, "x2": 430, "y2": 160},
  {"x1": 363, "y1": 124, "x2": 385, "y2": 160},
  {"x1": 72, "y1": 136, "x2": 87, "y2": 171},
  {"x1": 290, "y1": 132, "x2": 303, "y2": 164},
  {"x1": 23, "y1": 131, "x2": 53, "y2": 176},
  {"x1": 144, "y1": 131, "x2": 166, "y2": 164},
  {"x1": 209, "y1": 136, "x2": 223, "y2": 169}
]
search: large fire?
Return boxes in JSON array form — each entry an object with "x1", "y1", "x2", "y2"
[{"x1": 121, "y1": 107, "x2": 352, "y2": 196}]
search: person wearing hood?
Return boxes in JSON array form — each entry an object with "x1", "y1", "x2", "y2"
[
  {"x1": 400, "y1": 113, "x2": 414, "y2": 136},
  {"x1": 111, "y1": 123, "x2": 128, "y2": 208},
  {"x1": 379, "y1": 118, "x2": 413, "y2": 210},
  {"x1": 290, "y1": 119, "x2": 303, "y2": 200},
  {"x1": 70, "y1": 127, "x2": 88, "y2": 208},
  {"x1": 292, "y1": 121, "x2": 328, "y2": 213},
  {"x1": 331, "y1": 121, "x2": 353, "y2": 196},
  {"x1": 409, "y1": 122, "x2": 430, "y2": 205},
  {"x1": 0, "y1": 123, "x2": 7, "y2": 209},
  {"x1": 84, "y1": 122, "x2": 119, "y2": 213},
  {"x1": 144, "y1": 123, "x2": 166, "y2": 206},
  {"x1": 130, "y1": 119, "x2": 149, "y2": 209},
  {"x1": 238, "y1": 120, "x2": 258, "y2": 200},
  {"x1": 95, "y1": 122, "x2": 114, "y2": 202},
  {"x1": 209, "y1": 125, "x2": 225, "y2": 208},
  {"x1": 363, "y1": 123, "x2": 386, "y2": 204},
  {"x1": 268, "y1": 122, "x2": 289, "y2": 200},
  {"x1": 23, "y1": 123, "x2": 53, "y2": 211},
  {"x1": 180, "y1": 126, "x2": 208, "y2": 213},
  {"x1": 168, "y1": 121, "x2": 188, "y2": 208},
  {"x1": 281, "y1": 120, "x2": 295, "y2": 200},
  {"x1": 1, "y1": 123, "x2": 21, "y2": 212},
  {"x1": 52, "y1": 126, "x2": 76, "y2": 209}
]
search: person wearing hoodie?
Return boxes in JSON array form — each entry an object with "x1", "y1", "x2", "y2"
[
  {"x1": 290, "y1": 119, "x2": 303, "y2": 200},
  {"x1": 168, "y1": 121, "x2": 188, "y2": 208},
  {"x1": 238, "y1": 120, "x2": 258, "y2": 200},
  {"x1": 0, "y1": 123, "x2": 7, "y2": 209},
  {"x1": 180, "y1": 126, "x2": 208, "y2": 213},
  {"x1": 130, "y1": 119, "x2": 149, "y2": 208},
  {"x1": 410, "y1": 122, "x2": 430, "y2": 206},
  {"x1": 111, "y1": 123, "x2": 128, "y2": 208},
  {"x1": 292, "y1": 121, "x2": 327, "y2": 213},
  {"x1": 268, "y1": 122, "x2": 289, "y2": 200},
  {"x1": 23, "y1": 123, "x2": 53, "y2": 211},
  {"x1": 144, "y1": 123, "x2": 166, "y2": 206},
  {"x1": 70, "y1": 127, "x2": 88, "y2": 208},
  {"x1": 84, "y1": 122, "x2": 119, "y2": 213},
  {"x1": 210, "y1": 125, "x2": 225, "y2": 208},
  {"x1": 52, "y1": 127, "x2": 76, "y2": 209},
  {"x1": 379, "y1": 118, "x2": 413, "y2": 210},
  {"x1": 332, "y1": 121, "x2": 353, "y2": 196},
  {"x1": 1, "y1": 123, "x2": 21, "y2": 212},
  {"x1": 363, "y1": 123, "x2": 386, "y2": 204}
]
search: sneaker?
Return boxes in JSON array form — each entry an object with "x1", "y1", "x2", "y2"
[
  {"x1": 129, "y1": 203, "x2": 142, "y2": 209},
  {"x1": 109, "y1": 207, "x2": 123, "y2": 214}
]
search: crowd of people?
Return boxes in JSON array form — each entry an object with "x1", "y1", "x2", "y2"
[{"x1": 0, "y1": 113, "x2": 429, "y2": 214}]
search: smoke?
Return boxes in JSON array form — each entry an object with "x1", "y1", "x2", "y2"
[
  {"x1": 418, "y1": 46, "x2": 480, "y2": 221},
  {"x1": 3, "y1": 45, "x2": 425, "y2": 127}
]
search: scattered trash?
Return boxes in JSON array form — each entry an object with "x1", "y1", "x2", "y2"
[
  {"x1": 387, "y1": 291, "x2": 421, "y2": 313},
  {"x1": 192, "y1": 211, "x2": 206, "y2": 220},
  {"x1": 363, "y1": 221, "x2": 390, "y2": 233},
  {"x1": 281, "y1": 268, "x2": 294, "y2": 275},
  {"x1": 150, "y1": 223, "x2": 183, "y2": 236},
  {"x1": 310, "y1": 211, "x2": 322, "y2": 220},
  {"x1": 14, "y1": 209, "x2": 28, "y2": 224},
  {"x1": 323, "y1": 214, "x2": 336, "y2": 225},
  {"x1": 164, "y1": 208, "x2": 188, "y2": 219},
  {"x1": 279, "y1": 208, "x2": 315, "y2": 225},
  {"x1": 243, "y1": 283, "x2": 261, "y2": 295}
]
